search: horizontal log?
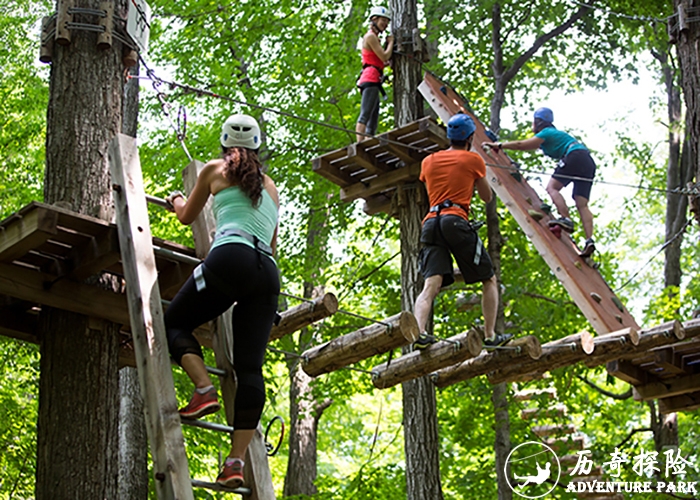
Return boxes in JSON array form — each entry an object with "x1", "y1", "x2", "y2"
[
  {"x1": 520, "y1": 404, "x2": 567, "y2": 420},
  {"x1": 488, "y1": 331, "x2": 594, "y2": 384},
  {"x1": 531, "y1": 423, "x2": 576, "y2": 438},
  {"x1": 371, "y1": 329, "x2": 482, "y2": 389},
  {"x1": 513, "y1": 388, "x2": 557, "y2": 402},
  {"x1": 431, "y1": 336, "x2": 541, "y2": 388},
  {"x1": 301, "y1": 311, "x2": 419, "y2": 377},
  {"x1": 269, "y1": 293, "x2": 338, "y2": 341}
]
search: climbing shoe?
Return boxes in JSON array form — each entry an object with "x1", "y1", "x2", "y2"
[
  {"x1": 484, "y1": 333, "x2": 513, "y2": 348},
  {"x1": 217, "y1": 458, "x2": 244, "y2": 489},
  {"x1": 548, "y1": 217, "x2": 574, "y2": 233},
  {"x1": 413, "y1": 333, "x2": 437, "y2": 351},
  {"x1": 178, "y1": 386, "x2": 220, "y2": 420},
  {"x1": 579, "y1": 238, "x2": 596, "y2": 258}
]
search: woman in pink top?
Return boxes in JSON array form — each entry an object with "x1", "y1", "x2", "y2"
[{"x1": 355, "y1": 6, "x2": 394, "y2": 143}]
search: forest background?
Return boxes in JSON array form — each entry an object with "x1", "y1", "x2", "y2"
[{"x1": 1, "y1": 0, "x2": 699, "y2": 498}]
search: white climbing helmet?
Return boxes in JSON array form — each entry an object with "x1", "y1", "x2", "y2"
[
  {"x1": 220, "y1": 114, "x2": 261, "y2": 150},
  {"x1": 368, "y1": 6, "x2": 391, "y2": 21}
]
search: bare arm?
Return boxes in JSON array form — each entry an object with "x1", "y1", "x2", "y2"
[
  {"x1": 169, "y1": 160, "x2": 219, "y2": 225},
  {"x1": 475, "y1": 176, "x2": 492, "y2": 204},
  {"x1": 263, "y1": 174, "x2": 280, "y2": 255},
  {"x1": 482, "y1": 136, "x2": 544, "y2": 152},
  {"x1": 365, "y1": 32, "x2": 394, "y2": 62}
]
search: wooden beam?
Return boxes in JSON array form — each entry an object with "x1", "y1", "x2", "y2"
[
  {"x1": 606, "y1": 359, "x2": 648, "y2": 386},
  {"x1": 311, "y1": 157, "x2": 354, "y2": 187},
  {"x1": 653, "y1": 347, "x2": 688, "y2": 376},
  {"x1": 362, "y1": 193, "x2": 395, "y2": 216},
  {"x1": 371, "y1": 328, "x2": 482, "y2": 389},
  {"x1": 301, "y1": 311, "x2": 420, "y2": 377},
  {"x1": 418, "y1": 117, "x2": 449, "y2": 148},
  {"x1": 109, "y1": 134, "x2": 194, "y2": 499},
  {"x1": 520, "y1": 404, "x2": 567, "y2": 420},
  {"x1": 269, "y1": 293, "x2": 338, "y2": 342},
  {"x1": 379, "y1": 135, "x2": 416, "y2": 165},
  {"x1": 488, "y1": 332, "x2": 594, "y2": 384},
  {"x1": 531, "y1": 424, "x2": 576, "y2": 438},
  {"x1": 345, "y1": 143, "x2": 387, "y2": 175},
  {"x1": 513, "y1": 388, "x2": 557, "y2": 402},
  {"x1": 544, "y1": 435, "x2": 585, "y2": 453},
  {"x1": 340, "y1": 162, "x2": 421, "y2": 202},
  {"x1": 634, "y1": 372, "x2": 700, "y2": 401},
  {"x1": 657, "y1": 391, "x2": 700, "y2": 413},
  {"x1": 0, "y1": 206, "x2": 58, "y2": 263},
  {"x1": 431, "y1": 336, "x2": 542, "y2": 388},
  {"x1": 0, "y1": 307, "x2": 38, "y2": 343},
  {"x1": 64, "y1": 227, "x2": 121, "y2": 281}
]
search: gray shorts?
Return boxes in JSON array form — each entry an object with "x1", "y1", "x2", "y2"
[{"x1": 419, "y1": 215, "x2": 494, "y2": 287}]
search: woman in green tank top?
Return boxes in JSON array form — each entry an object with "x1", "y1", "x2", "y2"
[{"x1": 164, "y1": 114, "x2": 280, "y2": 489}]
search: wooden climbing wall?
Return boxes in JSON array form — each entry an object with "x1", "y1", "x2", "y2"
[{"x1": 418, "y1": 71, "x2": 639, "y2": 335}]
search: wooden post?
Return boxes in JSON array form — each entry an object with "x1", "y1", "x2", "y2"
[
  {"x1": 55, "y1": 0, "x2": 72, "y2": 45},
  {"x1": 370, "y1": 329, "x2": 482, "y2": 389},
  {"x1": 108, "y1": 134, "x2": 194, "y2": 500},
  {"x1": 301, "y1": 311, "x2": 420, "y2": 377},
  {"x1": 269, "y1": 293, "x2": 338, "y2": 341},
  {"x1": 97, "y1": 1, "x2": 114, "y2": 50},
  {"x1": 182, "y1": 160, "x2": 276, "y2": 500},
  {"x1": 431, "y1": 336, "x2": 542, "y2": 388}
]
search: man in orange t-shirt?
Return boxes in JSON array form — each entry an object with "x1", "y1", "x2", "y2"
[{"x1": 413, "y1": 114, "x2": 512, "y2": 350}]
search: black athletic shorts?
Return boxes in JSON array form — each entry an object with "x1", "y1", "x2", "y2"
[
  {"x1": 419, "y1": 214, "x2": 494, "y2": 287},
  {"x1": 552, "y1": 149, "x2": 596, "y2": 200}
]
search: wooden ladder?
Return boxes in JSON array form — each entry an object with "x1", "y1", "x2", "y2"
[{"x1": 108, "y1": 134, "x2": 276, "y2": 499}]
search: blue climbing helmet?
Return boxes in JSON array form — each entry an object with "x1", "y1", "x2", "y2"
[
  {"x1": 534, "y1": 107, "x2": 554, "y2": 123},
  {"x1": 446, "y1": 114, "x2": 476, "y2": 141}
]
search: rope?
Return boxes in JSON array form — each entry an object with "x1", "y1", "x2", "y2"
[
  {"x1": 614, "y1": 219, "x2": 694, "y2": 292},
  {"x1": 135, "y1": 57, "x2": 696, "y2": 197}
]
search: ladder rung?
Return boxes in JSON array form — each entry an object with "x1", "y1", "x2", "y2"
[
  {"x1": 191, "y1": 479, "x2": 251, "y2": 496},
  {"x1": 206, "y1": 365, "x2": 227, "y2": 377},
  {"x1": 152, "y1": 244, "x2": 202, "y2": 266},
  {"x1": 181, "y1": 416, "x2": 234, "y2": 434}
]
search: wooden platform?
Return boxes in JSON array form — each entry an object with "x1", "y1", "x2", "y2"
[
  {"x1": 312, "y1": 116, "x2": 448, "y2": 215},
  {"x1": 0, "y1": 201, "x2": 201, "y2": 361},
  {"x1": 607, "y1": 324, "x2": 700, "y2": 413}
]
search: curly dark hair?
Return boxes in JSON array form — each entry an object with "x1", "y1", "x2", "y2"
[{"x1": 222, "y1": 147, "x2": 264, "y2": 207}]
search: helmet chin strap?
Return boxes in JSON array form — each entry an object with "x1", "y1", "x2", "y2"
[{"x1": 370, "y1": 20, "x2": 382, "y2": 34}]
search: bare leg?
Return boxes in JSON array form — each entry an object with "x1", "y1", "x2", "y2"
[
  {"x1": 575, "y1": 195, "x2": 594, "y2": 240},
  {"x1": 228, "y1": 429, "x2": 256, "y2": 460},
  {"x1": 482, "y1": 275, "x2": 498, "y2": 339},
  {"x1": 413, "y1": 275, "x2": 443, "y2": 333},
  {"x1": 180, "y1": 353, "x2": 213, "y2": 389},
  {"x1": 355, "y1": 122, "x2": 367, "y2": 143},
  {"x1": 546, "y1": 177, "x2": 571, "y2": 219}
]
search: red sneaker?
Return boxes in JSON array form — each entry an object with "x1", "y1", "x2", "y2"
[
  {"x1": 178, "y1": 387, "x2": 220, "y2": 419},
  {"x1": 216, "y1": 458, "x2": 244, "y2": 489}
]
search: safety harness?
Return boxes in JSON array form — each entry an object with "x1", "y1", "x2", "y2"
[
  {"x1": 429, "y1": 199, "x2": 484, "y2": 267},
  {"x1": 193, "y1": 228, "x2": 273, "y2": 294}
]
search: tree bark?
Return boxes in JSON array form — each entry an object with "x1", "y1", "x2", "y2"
[
  {"x1": 390, "y1": 1, "x2": 442, "y2": 497},
  {"x1": 37, "y1": 1, "x2": 127, "y2": 498}
]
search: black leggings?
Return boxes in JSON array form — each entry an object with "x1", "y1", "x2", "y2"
[{"x1": 165, "y1": 243, "x2": 280, "y2": 429}]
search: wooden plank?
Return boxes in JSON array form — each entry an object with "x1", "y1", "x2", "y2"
[
  {"x1": 64, "y1": 227, "x2": 121, "y2": 281},
  {"x1": 379, "y1": 135, "x2": 416, "y2": 164},
  {"x1": 312, "y1": 157, "x2": 355, "y2": 187},
  {"x1": 346, "y1": 143, "x2": 388, "y2": 175},
  {"x1": 418, "y1": 117, "x2": 449, "y2": 148},
  {"x1": 302, "y1": 311, "x2": 420, "y2": 377},
  {"x1": 0, "y1": 261, "x2": 130, "y2": 325},
  {"x1": 371, "y1": 328, "x2": 483, "y2": 389},
  {"x1": 0, "y1": 206, "x2": 58, "y2": 263},
  {"x1": 634, "y1": 372, "x2": 700, "y2": 401},
  {"x1": 109, "y1": 133, "x2": 194, "y2": 500},
  {"x1": 531, "y1": 424, "x2": 576, "y2": 438},
  {"x1": 182, "y1": 160, "x2": 276, "y2": 500},
  {"x1": 653, "y1": 347, "x2": 689, "y2": 376},
  {"x1": 657, "y1": 390, "x2": 700, "y2": 413},
  {"x1": 520, "y1": 404, "x2": 567, "y2": 420},
  {"x1": 0, "y1": 307, "x2": 38, "y2": 343},
  {"x1": 606, "y1": 359, "x2": 647, "y2": 385},
  {"x1": 419, "y1": 72, "x2": 640, "y2": 335},
  {"x1": 340, "y1": 163, "x2": 421, "y2": 203},
  {"x1": 362, "y1": 193, "x2": 395, "y2": 216}
]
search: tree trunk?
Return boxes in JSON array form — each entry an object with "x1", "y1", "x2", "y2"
[
  {"x1": 284, "y1": 205, "x2": 332, "y2": 496},
  {"x1": 390, "y1": 1, "x2": 442, "y2": 497},
  {"x1": 37, "y1": 1, "x2": 127, "y2": 498},
  {"x1": 674, "y1": 0, "x2": 700, "y2": 184}
]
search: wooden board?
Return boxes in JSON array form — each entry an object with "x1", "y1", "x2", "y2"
[{"x1": 418, "y1": 71, "x2": 639, "y2": 335}]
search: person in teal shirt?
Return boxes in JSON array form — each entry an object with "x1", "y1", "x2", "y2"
[
  {"x1": 482, "y1": 107, "x2": 597, "y2": 257},
  {"x1": 164, "y1": 114, "x2": 280, "y2": 489}
]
